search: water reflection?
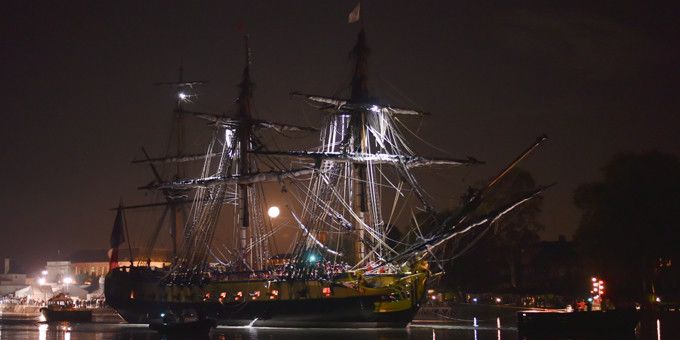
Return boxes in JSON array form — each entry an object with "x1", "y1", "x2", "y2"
[
  {"x1": 38, "y1": 323, "x2": 47, "y2": 340},
  {"x1": 2, "y1": 319, "x2": 677, "y2": 340}
]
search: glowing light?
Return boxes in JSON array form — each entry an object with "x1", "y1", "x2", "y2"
[
  {"x1": 247, "y1": 317, "x2": 258, "y2": 328},
  {"x1": 160, "y1": 313, "x2": 165, "y2": 318},
  {"x1": 495, "y1": 297, "x2": 502, "y2": 303},
  {"x1": 178, "y1": 92, "x2": 188, "y2": 100},
  {"x1": 267, "y1": 206, "x2": 280, "y2": 218},
  {"x1": 431, "y1": 295, "x2": 437, "y2": 300},
  {"x1": 497, "y1": 317, "x2": 501, "y2": 329},
  {"x1": 37, "y1": 277, "x2": 46, "y2": 285},
  {"x1": 472, "y1": 297, "x2": 478, "y2": 303},
  {"x1": 592, "y1": 277, "x2": 597, "y2": 282},
  {"x1": 41, "y1": 270, "x2": 48, "y2": 276},
  {"x1": 308, "y1": 254, "x2": 317, "y2": 262},
  {"x1": 39, "y1": 324, "x2": 48, "y2": 340},
  {"x1": 63, "y1": 277, "x2": 73, "y2": 285},
  {"x1": 370, "y1": 105, "x2": 380, "y2": 113},
  {"x1": 473, "y1": 317, "x2": 478, "y2": 327},
  {"x1": 657, "y1": 318, "x2": 661, "y2": 340},
  {"x1": 656, "y1": 297, "x2": 661, "y2": 303}
]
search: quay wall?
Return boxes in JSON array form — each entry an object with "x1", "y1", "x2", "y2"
[
  {"x1": 414, "y1": 303, "x2": 558, "y2": 328},
  {"x1": 0, "y1": 304, "x2": 40, "y2": 319},
  {"x1": 0, "y1": 304, "x2": 123, "y2": 323}
]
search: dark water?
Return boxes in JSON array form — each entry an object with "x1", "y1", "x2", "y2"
[
  {"x1": 0, "y1": 321, "x2": 517, "y2": 340},
  {"x1": 0, "y1": 320, "x2": 672, "y2": 340}
]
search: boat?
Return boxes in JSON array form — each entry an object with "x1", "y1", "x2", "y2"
[
  {"x1": 105, "y1": 18, "x2": 548, "y2": 329},
  {"x1": 40, "y1": 293, "x2": 92, "y2": 323}
]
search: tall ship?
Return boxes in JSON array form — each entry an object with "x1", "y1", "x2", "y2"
[{"x1": 105, "y1": 21, "x2": 548, "y2": 328}]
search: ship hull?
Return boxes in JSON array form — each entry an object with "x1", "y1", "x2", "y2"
[
  {"x1": 115, "y1": 296, "x2": 418, "y2": 328},
  {"x1": 105, "y1": 267, "x2": 427, "y2": 328}
]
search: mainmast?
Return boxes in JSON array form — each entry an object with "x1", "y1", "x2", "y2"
[
  {"x1": 287, "y1": 24, "x2": 481, "y2": 266},
  {"x1": 236, "y1": 36, "x2": 254, "y2": 266},
  {"x1": 348, "y1": 29, "x2": 370, "y2": 262}
]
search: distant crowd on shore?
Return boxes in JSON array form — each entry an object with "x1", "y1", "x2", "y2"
[{"x1": 0, "y1": 296, "x2": 105, "y2": 308}]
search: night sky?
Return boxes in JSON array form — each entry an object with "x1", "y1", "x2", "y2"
[{"x1": 2, "y1": 1, "x2": 679, "y2": 273}]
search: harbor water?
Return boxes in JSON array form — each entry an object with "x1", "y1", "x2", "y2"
[{"x1": 0, "y1": 321, "x2": 519, "y2": 340}]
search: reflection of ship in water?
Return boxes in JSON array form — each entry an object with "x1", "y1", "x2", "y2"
[
  {"x1": 40, "y1": 293, "x2": 92, "y2": 323},
  {"x1": 105, "y1": 18, "x2": 548, "y2": 328}
]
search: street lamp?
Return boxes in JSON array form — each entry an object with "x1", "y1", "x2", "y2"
[{"x1": 63, "y1": 276, "x2": 73, "y2": 293}]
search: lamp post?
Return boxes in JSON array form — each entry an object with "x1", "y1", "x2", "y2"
[{"x1": 63, "y1": 276, "x2": 73, "y2": 294}]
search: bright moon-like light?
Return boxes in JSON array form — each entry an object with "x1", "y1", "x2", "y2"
[{"x1": 267, "y1": 206, "x2": 280, "y2": 218}]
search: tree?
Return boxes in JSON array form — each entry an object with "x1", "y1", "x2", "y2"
[
  {"x1": 573, "y1": 151, "x2": 680, "y2": 303},
  {"x1": 480, "y1": 168, "x2": 545, "y2": 289},
  {"x1": 444, "y1": 169, "x2": 544, "y2": 290}
]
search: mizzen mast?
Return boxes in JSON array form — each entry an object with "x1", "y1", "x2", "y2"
[{"x1": 147, "y1": 63, "x2": 207, "y2": 257}]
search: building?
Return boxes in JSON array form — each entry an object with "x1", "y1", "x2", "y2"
[
  {"x1": 45, "y1": 261, "x2": 72, "y2": 283},
  {"x1": 0, "y1": 258, "x2": 28, "y2": 296},
  {"x1": 68, "y1": 248, "x2": 172, "y2": 281},
  {"x1": 69, "y1": 249, "x2": 111, "y2": 278}
]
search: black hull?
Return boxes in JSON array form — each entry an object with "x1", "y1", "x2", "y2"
[
  {"x1": 116, "y1": 296, "x2": 419, "y2": 328},
  {"x1": 105, "y1": 268, "x2": 426, "y2": 328}
]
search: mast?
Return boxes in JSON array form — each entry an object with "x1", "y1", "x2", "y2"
[
  {"x1": 153, "y1": 62, "x2": 207, "y2": 257},
  {"x1": 236, "y1": 36, "x2": 254, "y2": 266},
  {"x1": 349, "y1": 29, "x2": 370, "y2": 263},
  {"x1": 171, "y1": 63, "x2": 185, "y2": 258}
]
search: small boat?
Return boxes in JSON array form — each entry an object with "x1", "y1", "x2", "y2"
[
  {"x1": 517, "y1": 309, "x2": 640, "y2": 337},
  {"x1": 40, "y1": 293, "x2": 93, "y2": 322}
]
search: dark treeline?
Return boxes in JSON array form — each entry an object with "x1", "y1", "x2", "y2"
[{"x1": 430, "y1": 151, "x2": 680, "y2": 305}]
